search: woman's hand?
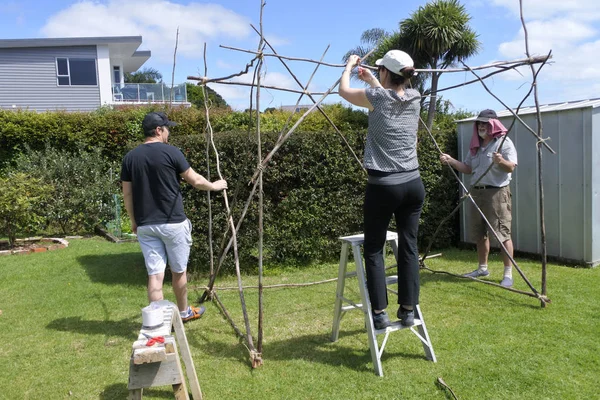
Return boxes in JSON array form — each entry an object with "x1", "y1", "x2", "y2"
[
  {"x1": 358, "y1": 67, "x2": 375, "y2": 82},
  {"x1": 346, "y1": 55, "x2": 360, "y2": 70}
]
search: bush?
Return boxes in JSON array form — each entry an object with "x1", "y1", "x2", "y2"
[
  {"x1": 0, "y1": 105, "x2": 460, "y2": 271},
  {"x1": 12, "y1": 146, "x2": 120, "y2": 235},
  {"x1": 0, "y1": 172, "x2": 53, "y2": 247}
]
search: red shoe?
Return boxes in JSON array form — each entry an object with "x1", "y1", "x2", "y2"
[{"x1": 181, "y1": 305, "x2": 206, "y2": 323}]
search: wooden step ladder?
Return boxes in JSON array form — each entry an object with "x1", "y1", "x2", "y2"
[
  {"x1": 128, "y1": 301, "x2": 202, "y2": 399},
  {"x1": 331, "y1": 231, "x2": 436, "y2": 376}
]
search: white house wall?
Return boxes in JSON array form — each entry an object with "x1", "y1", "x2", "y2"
[
  {"x1": 96, "y1": 45, "x2": 112, "y2": 106},
  {"x1": 0, "y1": 45, "x2": 100, "y2": 111}
]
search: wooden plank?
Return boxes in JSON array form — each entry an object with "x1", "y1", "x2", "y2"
[
  {"x1": 128, "y1": 353, "x2": 182, "y2": 389},
  {"x1": 172, "y1": 308, "x2": 203, "y2": 400},
  {"x1": 173, "y1": 383, "x2": 189, "y2": 400},
  {"x1": 172, "y1": 337, "x2": 190, "y2": 400},
  {"x1": 128, "y1": 389, "x2": 143, "y2": 400},
  {"x1": 133, "y1": 347, "x2": 167, "y2": 365}
]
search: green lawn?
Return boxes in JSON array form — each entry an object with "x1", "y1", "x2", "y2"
[{"x1": 0, "y1": 238, "x2": 598, "y2": 399}]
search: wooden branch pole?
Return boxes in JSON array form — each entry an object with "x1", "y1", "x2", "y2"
[
  {"x1": 250, "y1": 24, "x2": 364, "y2": 171},
  {"x1": 460, "y1": 61, "x2": 555, "y2": 154},
  {"x1": 255, "y1": 0, "x2": 266, "y2": 366},
  {"x1": 201, "y1": 43, "x2": 215, "y2": 278},
  {"x1": 199, "y1": 45, "x2": 258, "y2": 364},
  {"x1": 189, "y1": 0, "x2": 556, "y2": 372},
  {"x1": 170, "y1": 27, "x2": 179, "y2": 107},
  {"x1": 519, "y1": 0, "x2": 550, "y2": 307}
]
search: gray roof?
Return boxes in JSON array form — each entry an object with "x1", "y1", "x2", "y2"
[
  {"x1": 456, "y1": 98, "x2": 600, "y2": 122},
  {"x1": 0, "y1": 36, "x2": 151, "y2": 72},
  {"x1": 0, "y1": 36, "x2": 144, "y2": 49}
]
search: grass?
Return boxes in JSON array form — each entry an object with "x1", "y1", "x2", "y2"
[{"x1": 0, "y1": 237, "x2": 599, "y2": 399}]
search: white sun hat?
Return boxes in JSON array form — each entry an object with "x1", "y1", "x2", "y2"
[{"x1": 375, "y1": 50, "x2": 417, "y2": 76}]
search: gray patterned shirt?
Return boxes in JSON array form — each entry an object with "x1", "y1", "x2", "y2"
[{"x1": 364, "y1": 87, "x2": 421, "y2": 172}]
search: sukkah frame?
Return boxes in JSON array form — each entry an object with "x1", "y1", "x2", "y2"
[{"x1": 187, "y1": 0, "x2": 554, "y2": 367}]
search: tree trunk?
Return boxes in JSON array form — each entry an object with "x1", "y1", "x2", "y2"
[{"x1": 426, "y1": 72, "x2": 440, "y2": 131}]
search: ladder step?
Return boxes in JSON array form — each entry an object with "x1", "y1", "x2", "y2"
[{"x1": 373, "y1": 319, "x2": 423, "y2": 335}]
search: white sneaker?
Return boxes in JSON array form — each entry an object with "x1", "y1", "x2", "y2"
[
  {"x1": 463, "y1": 268, "x2": 490, "y2": 278},
  {"x1": 500, "y1": 277, "x2": 513, "y2": 287}
]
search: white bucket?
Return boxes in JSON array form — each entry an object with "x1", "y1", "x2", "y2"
[{"x1": 142, "y1": 303, "x2": 164, "y2": 329}]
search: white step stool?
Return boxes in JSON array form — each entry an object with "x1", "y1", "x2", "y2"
[{"x1": 331, "y1": 231, "x2": 436, "y2": 376}]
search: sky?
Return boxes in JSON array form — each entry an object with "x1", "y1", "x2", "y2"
[{"x1": 2, "y1": 0, "x2": 600, "y2": 112}]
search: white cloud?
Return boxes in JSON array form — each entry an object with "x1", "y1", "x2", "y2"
[
  {"x1": 491, "y1": 0, "x2": 599, "y2": 20},
  {"x1": 493, "y1": 0, "x2": 600, "y2": 101},
  {"x1": 207, "y1": 71, "x2": 302, "y2": 110},
  {"x1": 40, "y1": 0, "x2": 251, "y2": 62},
  {"x1": 263, "y1": 34, "x2": 290, "y2": 47}
]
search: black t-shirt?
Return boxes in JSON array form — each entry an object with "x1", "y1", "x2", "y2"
[{"x1": 121, "y1": 142, "x2": 190, "y2": 226}]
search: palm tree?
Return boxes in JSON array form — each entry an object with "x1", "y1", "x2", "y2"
[
  {"x1": 342, "y1": 28, "x2": 390, "y2": 66},
  {"x1": 396, "y1": 0, "x2": 480, "y2": 129},
  {"x1": 344, "y1": 0, "x2": 479, "y2": 130}
]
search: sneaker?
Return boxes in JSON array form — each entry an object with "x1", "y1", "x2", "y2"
[
  {"x1": 181, "y1": 305, "x2": 206, "y2": 323},
  {"x1": 397, "y1": 307, "x2": 415, "y2": 327},
  {"x1": 500, "y1": 277, "x2": 513, "y2": 288},
  {"x1": 372, "y1": 311, "x2": 391, "y2": 330},
  {"x1": 463, "y1": 268, "x2": 490, "y2": 278}
]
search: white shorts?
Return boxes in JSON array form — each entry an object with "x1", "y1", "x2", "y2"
[{"x1": 137, "y1": 219, "x2": 192, "y2": 275}]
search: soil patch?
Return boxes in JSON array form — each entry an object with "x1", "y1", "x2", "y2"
[{"x1": 0, "y1": 237, "x2": 69, "y2": 255}]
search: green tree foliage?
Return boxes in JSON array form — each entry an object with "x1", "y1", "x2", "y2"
[
  {"x1": 186, "y1": 83, "x2": 229, "y2": 109},
  {"x1": 395, "y1": 0, "x2": 480, "y2": 129},
  {"x1": 0, "y1": 173, "x2": 53, "y2": 247},
  {"x1": 125, "y1": 67, "x2": 163, "y2": 83},
  {"x1": 345, "y1": 0, "x2": 480, "y2": 130}
]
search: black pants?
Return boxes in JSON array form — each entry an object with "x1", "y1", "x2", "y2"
[{"x1": 363, "y1": 177, "x2": 425, "y2": 311}]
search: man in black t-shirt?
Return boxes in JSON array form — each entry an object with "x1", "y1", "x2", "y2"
[{"x1": 121, "y1": 111, "x2": 227, "y2": 323}]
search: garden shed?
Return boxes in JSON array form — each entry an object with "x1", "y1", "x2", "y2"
[{"x1": 455, "y1": 98, "x2": 600, "y2": 266}]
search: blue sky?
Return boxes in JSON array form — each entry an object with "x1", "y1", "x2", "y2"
[{"x1": 3, "y1": 0, "x2": 600, "y2": 112}]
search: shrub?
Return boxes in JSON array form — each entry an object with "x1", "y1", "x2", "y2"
[
  {"x1": 0, "y1": 172, "x2": 53, "y2": 247},
  {"x1": 12, "y1": 146, "x2": 120, "y2": 235}
]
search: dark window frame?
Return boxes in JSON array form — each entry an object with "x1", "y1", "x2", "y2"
[{"x1": 55, "y1": 57, "x2": 98, "y2": 87}]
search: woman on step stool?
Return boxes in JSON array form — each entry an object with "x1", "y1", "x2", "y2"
[{"x1": 339, "y1": 50, "x2": 425, "y2": 329}]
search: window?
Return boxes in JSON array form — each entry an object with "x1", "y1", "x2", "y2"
[
  {"x1": 113, "y1": 66, "x2": 120, "y2": 85},
  {"x1": 56, "y1": 57, "x2": 97, "y2": 86}
]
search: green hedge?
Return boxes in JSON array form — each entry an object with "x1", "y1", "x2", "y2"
[
  {"x1": 0, "y1": 104, "x2": 368, "y2": 168},
  {"x1": 0, "y1": 106, "x2": 459, "y2": 272},
  {"x1": 173, "y1": 127, "x2": 458, "y2": 273}
]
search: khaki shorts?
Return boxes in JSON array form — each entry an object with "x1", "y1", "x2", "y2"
[
  {"x1": 137, "y1": 219, "x2": 192, "y2": 275},
  {"x1": 468, "y1": 186, "x2": 512, "y2": 243}
]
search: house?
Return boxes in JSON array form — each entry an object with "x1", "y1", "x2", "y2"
[
  {"x1": 455, "y1": 98, "x2": 600, "y2": 266},
  {"x1": 0, "y1": 36, "x2": 188, "y2": 112}
]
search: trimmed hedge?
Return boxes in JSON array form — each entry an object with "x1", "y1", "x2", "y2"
[
  {"x1": 173, "y1": 127, "x2": 458, "y2": 273},
  {"x1": 0, "y1": 105, "x2": 459, "y2": 272}
]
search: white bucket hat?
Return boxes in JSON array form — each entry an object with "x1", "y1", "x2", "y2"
[{"x1": 375, "y1": 50, "x2": 417, "y2": 76}]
